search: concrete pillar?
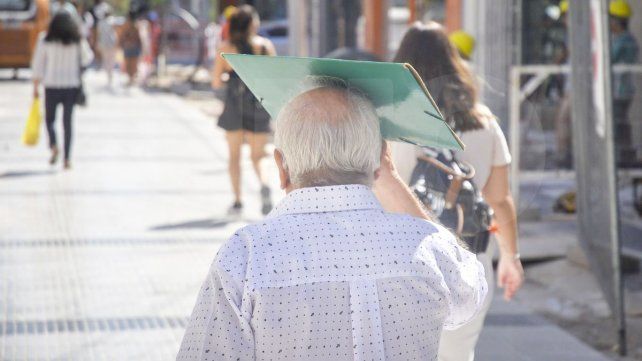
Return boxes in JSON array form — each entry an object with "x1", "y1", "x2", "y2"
[
  {"x1": 363, "y1": 0, "x2": 388, "y2": 58},
  {"x1": 478, "y1": 0, "x2": 517, "y2": 128},
  {"x1": 287, "y1": 0, "x2": 309, "y2": 56},
  {"x1": 461, "y1": 0, "x2": 485, "y2": 67},
  {"x1": 444, "y1": 0, "x2": 462, "y2": 32},
  {"x1": 627, "y1": 2, "x2": 642, "y2": 154}
]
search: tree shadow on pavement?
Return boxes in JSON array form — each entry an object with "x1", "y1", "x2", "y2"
[
  {"x1": 0, "y1": 170, "x2": 56, "y2": 179},
  {"x1": 149, "y1": 218, "x2": 230, "y2": 230}
]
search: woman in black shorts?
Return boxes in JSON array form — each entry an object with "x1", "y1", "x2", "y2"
[{"x1": 212, "y1": 5, "x2": 276, "y2": 216}]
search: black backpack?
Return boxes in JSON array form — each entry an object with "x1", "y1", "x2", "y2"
[{"x1": 409, "y1": 148, "x2": 492, "y2": 254}]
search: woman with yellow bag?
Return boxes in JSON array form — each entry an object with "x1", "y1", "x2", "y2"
[{"x1": 31, "y1": 11, "x2": 93, "y2": 169}]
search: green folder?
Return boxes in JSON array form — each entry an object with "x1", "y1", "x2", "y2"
[{"x1": 221, "y1": 54, "x2": 465, "y2": 150}]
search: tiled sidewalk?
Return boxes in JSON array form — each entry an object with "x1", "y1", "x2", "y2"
[{"x1": 0, "y1": 71, "x2": 281, "y2": 360}]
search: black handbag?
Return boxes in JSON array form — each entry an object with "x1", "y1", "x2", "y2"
[
  {"x1": 76, "y1": 84, "x2": 86, "y2": 106},
  {"x1": 410, "y1": 148, "x2": 493, "y2": 254},
  {"x1": 76, "y1": 44, "x2": 87, "y2": 106}
]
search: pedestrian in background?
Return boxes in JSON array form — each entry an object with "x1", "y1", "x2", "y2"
[
  {"x1": 449, "y1": 30, "x2": 475, "y2": 61},
  {"x1": 79, "y1": 5, "x2": 95, "y2": 40},
  {"x1": 31, "y1": 11, "x2": 94, "y2": 169},
  {"x1": 392, "y1": 22, "x2": 523, "y2": 361},
  {"x1": 608, "y1": 0, "x2": 639, "y2": 162},
  {"x1": 211, "y1": 5, "x2": 277, "y2": 216},
  {"x1": 555, "y1": 1, "x2": 573, "y2": 168},
  {"x1": 136, "y1": 14, "x2": 153, "y2": 80},
  {"x1": 95, "y1": 4, "x2": 118, "y2": 88},
  {"x1": 219, "y1": 5, "x2": 236, "y2": 42},
  {"x1": 50, "y1": 0, "x2": 80, "y2": 22},
  {"x1": 120, "y1": 12, "x2": 142, "y2": 86}
]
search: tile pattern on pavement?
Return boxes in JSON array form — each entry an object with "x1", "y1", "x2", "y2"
[{"x1": 0, "y1": 71, "x2": 281, "y2": 360}]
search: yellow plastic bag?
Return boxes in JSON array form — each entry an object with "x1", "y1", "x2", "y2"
[{"x1": 22, "y1": 98, "x2": 41, "y2": 146}]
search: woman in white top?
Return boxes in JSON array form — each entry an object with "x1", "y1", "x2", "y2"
[
  {"x1": 32, "y1": 11, "x2": 93, "y2": 169},
  {"x1": 391, "y1": 22, "x2": 523, "y2": 361},
  {"x1": 95, "y1": 4, "x2": 118, "y2": 88}
]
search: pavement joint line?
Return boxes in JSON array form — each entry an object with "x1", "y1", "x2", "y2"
[
  {"x1": 0, "y1": 316, "x2": 189, "y2": 336},
  {"x1": 0, "y1": 189, "x2": 226, "y2": 196},
  {"x1": 0, "y1": 156, "x2": 217, "y2": 163},
  {"x1": 0, "y1": 237, "x2": 219, "y2": 247},
  {"x1": 483, "y1": 313, "x2": 550, "y2": 327}
]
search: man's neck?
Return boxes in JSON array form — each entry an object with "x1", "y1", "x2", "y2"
[{"x1": 284, "y1": 182, "x2": 371, "y2": 195}]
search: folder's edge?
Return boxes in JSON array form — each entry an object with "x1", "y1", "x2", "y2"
[
  {"x1": 220, "y1": 53, "x2": 280, "y2": 119},
  {"x1": 403, "y1": 63, "x2": 466, "y2": 151},
  {"x1": 403, "y1": 63, "x2": 444, "y2": 119},
  {"x1": 222, "y1": 55, "x2": 465, "y2": 151}
]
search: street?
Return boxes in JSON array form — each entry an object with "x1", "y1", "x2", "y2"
[{"x1": 0, "y1": 70, "x2": 614, "y2": 360}]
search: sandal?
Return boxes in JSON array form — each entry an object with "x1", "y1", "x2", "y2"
[{"x1": 49, "y1": 147, "x2": 59, "y2": 165}]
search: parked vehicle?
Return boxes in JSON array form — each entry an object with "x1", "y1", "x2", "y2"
[
  {"x1": 0, "y1": 0, "x2": 50, "y2": 71},
  {"x1": 258, "y1": 18, "x2": 287, "y2": 55}
]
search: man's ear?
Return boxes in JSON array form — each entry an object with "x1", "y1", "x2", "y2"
[
  {"x1": 374, "y1": 140, "x2": 387, "y2": 181},
  {"x1": 374, "y1": 167, "x2": 381, "y2": 181},
  {"x1": 274, "y1": 149, "x2": 290, "y2": 190}
]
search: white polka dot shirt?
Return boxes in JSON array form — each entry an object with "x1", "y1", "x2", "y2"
[{"x1": 177, "y1": 185, "x2": 487, "y2": 361}]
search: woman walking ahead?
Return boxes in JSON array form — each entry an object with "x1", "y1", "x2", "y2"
[
  {"x1": 392, "y1": 22, "x2": 524, "y2": 361},
  {"x1": 120, "y1": 12, "x2": 142, "y2": 86},
  {"x1": 32, "y1": 11, "x2": 93, "y2": 169},
  {"x1": 211, "y1": 5, "x2": 276, "y2": 216}
]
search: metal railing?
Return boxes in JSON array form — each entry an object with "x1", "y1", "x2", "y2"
[{"x1": 508, "y1": 63, "x2": 642, "y2": 204}]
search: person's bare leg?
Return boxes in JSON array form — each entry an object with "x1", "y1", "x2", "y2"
[
  {"x1": 247, "y1": 132, "x2": 269, "y2": 185},
  {"x1": 247, "y1": 131, "x2": 272, "y2": 214},
  {"x1": 226, "y1": 130, "x2": 244, "y2": 205},
  {"x1": 126, "y1": 57, "x2": 138, "y2": 85},
  {"x1": 104, "y1": 48, "x2": 115, "y2": 87},
  {"x1": 125, "y1": 58, "x2": 132, "y2": 85}
]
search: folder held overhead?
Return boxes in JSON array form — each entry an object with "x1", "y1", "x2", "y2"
[{"x1": 221, "y1": 54, "x2": 465, "y2": 150}]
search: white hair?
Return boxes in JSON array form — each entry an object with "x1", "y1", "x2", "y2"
[{"x1": 274, "y1": 78, "x2": 382, "y2": 188}]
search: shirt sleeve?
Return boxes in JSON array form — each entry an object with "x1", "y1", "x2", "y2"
[
  {"x1": 490, "y1": 120, "x2": 512, "y2": 167},
  {"x1": 31, "y1": 32, "x2": 47, "y2": 81},
  {"x1": 177, "y1": 232, "x2": 254, "y2": 360},
  {"x1": 415, "y1": 224, "x2": 488, "y2": 330}
]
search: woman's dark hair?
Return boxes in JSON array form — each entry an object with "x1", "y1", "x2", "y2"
[
  {"x1": 45, "y1": 11, "x2": 81, "y2": 45},
  {"x1": 229, "y1": 5, "x2": 258, "y2": 51},
  {"x1": 393, "y1": 22, "x2": 484, "y2": 132}
]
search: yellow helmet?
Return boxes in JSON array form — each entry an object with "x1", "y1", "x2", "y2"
[
  {"x1": 449, "y1": 30, "x2": 475, "y2": 59},
  {"x1": 609, "y1": 0, "x2": 632, "y2": 18},
  {"x1": 223, "y1": 5, "x2": 237, "y2": 20},
  {"x1": 559, "y1": 0, "x2": 569, "y2": 14}
]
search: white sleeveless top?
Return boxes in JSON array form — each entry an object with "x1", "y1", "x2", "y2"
[{"x1": 392, "y1": 104, "x2": 511, "y2": 190}]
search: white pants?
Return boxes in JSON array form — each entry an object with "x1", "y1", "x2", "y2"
[{"x1": 438, "y1": 242, "x2": 495, "y2": 361}]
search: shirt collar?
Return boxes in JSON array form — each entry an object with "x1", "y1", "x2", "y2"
[{"x1": 267, "y1": 184, "x2": 383, "y2": 218}]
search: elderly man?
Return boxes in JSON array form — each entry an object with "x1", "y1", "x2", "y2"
[{"x1": 177, "y1": 83, "x2": 487, "y2": 360}]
